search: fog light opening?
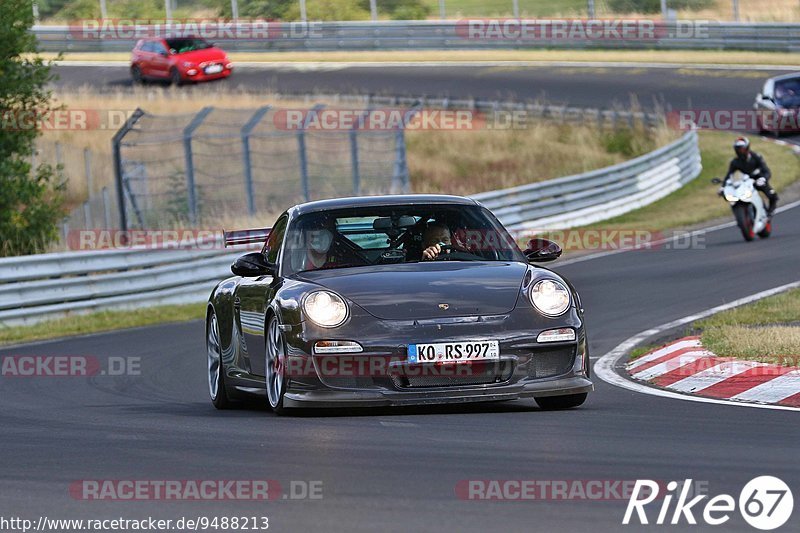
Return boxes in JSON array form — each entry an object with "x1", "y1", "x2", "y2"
[
  {"x1": 537, "y1": 328, "x2": 576, "y2": 343},
  {"x1": 314, "y1": 340, "x2": 363, "y2": 354}
]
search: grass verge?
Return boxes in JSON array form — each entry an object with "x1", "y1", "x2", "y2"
[
  {"x1": 43, "y1": 49, "x2": 800, "y2": 67},
  {"x1": 0, "y1": 303, "x2": 205, "y2": 346},
  {"x1": 693, "y1": 288, "x2": 800, "y2": 366}
]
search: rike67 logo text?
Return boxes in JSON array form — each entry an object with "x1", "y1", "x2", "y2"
[{"x1": 624, "y1": 477, "x2": 793, "y2": 530}]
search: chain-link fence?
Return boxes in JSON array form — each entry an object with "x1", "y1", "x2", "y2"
[
  {"x1": 34, "y1": 139, "x2": 119, "y2": 239},
  {"x1": 113, "y1": 104, "x2": 409, "y2": 230}
]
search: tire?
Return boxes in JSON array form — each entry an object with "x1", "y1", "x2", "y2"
[
  {"x1": 733, "y1": 203, "x2": 755, "y2": 241},
  {"x1": 535, "y1": 393, "x2": 587, "y2": 410},
  {"x1": 265, "y1": 315, "x2": 288, "y2": 415},
  {"x1": 131, "y1": 65, "x2": 144, "y2": 85},
  {"x1": 207, "y1": 309, "x2": 233, "y2": 409},
  {"x1": 170, "y1": 67, "x2": 183, "y2": 86},
  {"x1": 758, "y1": 219, "x2": 773, "y2": 239}
]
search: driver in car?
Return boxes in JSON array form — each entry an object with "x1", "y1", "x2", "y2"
[{"x1": 421, "y1": 222, "x2": 453, "y2": 260}]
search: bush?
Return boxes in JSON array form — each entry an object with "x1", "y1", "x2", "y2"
[
  {"x1": 607, "y1": 0, "x2": 715, "y2": 13},
  {"x1": 0, "y1": 1, "x2": 66, "y2": 256}
]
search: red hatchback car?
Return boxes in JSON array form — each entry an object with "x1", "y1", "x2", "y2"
[{"x1": 131, "y1": 37, "x2": 233, "y2": 85}]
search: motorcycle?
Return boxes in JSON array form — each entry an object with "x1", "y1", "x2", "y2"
[{"x1": 712, "y1": 172, "x2": 772, "y2": 242}]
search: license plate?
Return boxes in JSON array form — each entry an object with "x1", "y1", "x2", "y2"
[
  {"x1": 205, "y1": 64, "x2": 223, "y2": 74},
  {"x1": 408, "y1": 341, "x2": 499, "y2": 364}
]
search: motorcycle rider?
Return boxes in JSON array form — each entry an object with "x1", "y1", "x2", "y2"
[{"x1": 720, "y1": 137, "x2": 778, "y2": 217}]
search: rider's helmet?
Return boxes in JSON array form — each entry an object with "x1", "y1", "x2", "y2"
[{"x1": 733, "y1": 137, "x2": 750, "y2": 160}]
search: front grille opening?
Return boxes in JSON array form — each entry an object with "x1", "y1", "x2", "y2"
[{"x1": 527, "y1": 346, "x2": 576, "y2": 379}]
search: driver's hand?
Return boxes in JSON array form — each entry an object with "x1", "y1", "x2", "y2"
[{"x1": 422, "y1": 244, "x2": 441, "y2": 260}]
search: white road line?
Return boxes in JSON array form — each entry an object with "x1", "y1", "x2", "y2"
[
  {"x1": 629, "y1": 351, "x2": 709, "y2": 381},
  {"x1": 593, "y1": 280, "x2": 800, "y2": 412},
  {"x1": 627, "y1": 338, "x2": 702, "y2": 370},
  {"x1": 731, "y1": 370, "x2": 800, "y2": 404},
  {"x1": 668, "y1": 360, "x2": 764, "y2": 393}
]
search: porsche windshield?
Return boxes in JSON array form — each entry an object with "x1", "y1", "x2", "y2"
[{"x1": 282, "y1": 204, "x2": 525, "y2": 274}]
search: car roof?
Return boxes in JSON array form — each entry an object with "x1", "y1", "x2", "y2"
[
  {"x1": 767, "y1": 72, "x2": 800, "y2": 83},
  {"x1": 290, "y1": 194, "x2": 479, "y2": 216}
]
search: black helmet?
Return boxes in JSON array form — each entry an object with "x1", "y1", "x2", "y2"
[{"x1": 733, "y1": 137, "x2": 750, "y2": 159}]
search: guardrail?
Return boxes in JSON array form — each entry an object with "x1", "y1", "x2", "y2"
[
  {"x1": 0, "y1": 104, "x2": 700, "y2": 327},
  {"x1": 33, "y1": 21, "x2": 800, "y2": 53},
  {"x1": 0, "y1": 244, "x2": 237, "y2": 326}
]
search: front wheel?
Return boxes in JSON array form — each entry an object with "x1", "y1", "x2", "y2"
[
  {"x1": 265, "y1": 315, "x2": 288, "y2": 415},
  {"x1": 535, "y1": 393, "x2": 587, "y2": 410},
  {"x1": 170, "y1": 67, "x2": 183, "y2": 86},
  {"x1": 131, "y1": 65, "x2": 144, "y2": 84},
  {"x1": 733, "y1": 203, "x2": 755, "y2": 241}
]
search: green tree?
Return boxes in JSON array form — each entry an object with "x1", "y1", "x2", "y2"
[{"x1": 0, "y1": 0, "x2": 65, "y2": 256}]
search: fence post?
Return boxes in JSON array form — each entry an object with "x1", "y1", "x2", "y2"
[
  {"x1": 240, "y1": 106, "x2": 271, "y2": 216},
  {"x1": 297, "y1": 104, "x2": 324, "y2": 202},
  {"x1": 83, "y1": 201, "x2": 91, "y2": 229},
  {"x1": 183, "y1": 106, "x2": 214, "y2": 226},
  {"x1": 369, "y1": 0, "x2": 377, "y2": 21},
  {"x1": 55, "y1": 142, "x2": 63, "y2": 168},
  {"x1": 439, "y1": 0, "x2": 446, "y2": 19},
  {"x1": 102, "y1": 187, "x2": 111, "y2": 228},
  {"x1": 512, "y1": 0, "x2": 520, "y2": 18},
  {"x1": 112, "y1": 107, "x2": 145, "y2": 234},
  {"x1": 393, "y1": 105, "x2": 420, "y2": 194},
  {"x1": 83, "y1": 147, "x2": 93, "y2": 195},
  {"x1": 349, "y1": 108, "x2": 373, "y2": 196}
]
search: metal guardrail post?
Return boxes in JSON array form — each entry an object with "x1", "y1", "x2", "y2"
[
  {"x1": 183, "y1": 106, "x2": 214, "y2": 225},
  {"x1": 297, "y1": 104, "x2": 324, "y2": 202},
  {"x1": 112, "y1": 108, "x2": 145, "y2": 234},
  {"x1": 240, "y1": 106, "x2": 271, "y2": 216}
]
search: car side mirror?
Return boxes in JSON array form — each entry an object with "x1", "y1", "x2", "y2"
[
  {"x1": 231, "y1": 252, "x2": 276, "y2": 277},
  {"x1": 524, "y1": 238, "x2": 562, "y2": 263}
]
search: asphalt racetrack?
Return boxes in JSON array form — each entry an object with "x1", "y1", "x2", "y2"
[{"x1": 2, "y1": 62, "x2": 797, "y2": 532}]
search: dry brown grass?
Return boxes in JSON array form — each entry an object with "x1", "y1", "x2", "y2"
[{"x1": 407, "y1": 118, "x2": 669, "y2": 196}]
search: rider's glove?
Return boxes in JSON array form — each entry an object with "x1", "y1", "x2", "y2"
[
  {"x1": 756, "y1": 177, "x2": 767, "y2": 187},
  {"x1": 717, "y1": 187, "x2": 725, "y2": 197}
]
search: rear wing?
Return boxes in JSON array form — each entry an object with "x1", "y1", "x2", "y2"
[{"x1": 223, "y1": 227, "x2": 271, "y2": 248}]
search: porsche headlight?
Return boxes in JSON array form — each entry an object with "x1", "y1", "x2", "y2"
[
  {"x1": 303, "y1": 291, "x2": 348, "y2": 328},
  {"x1": 530, "y1": 279, "x2": 571, "y2": 317}
]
